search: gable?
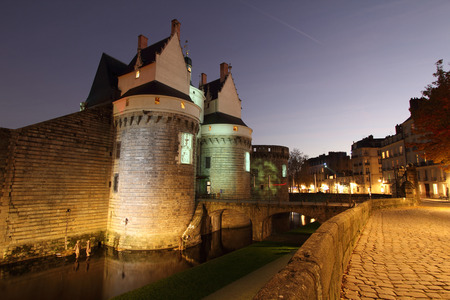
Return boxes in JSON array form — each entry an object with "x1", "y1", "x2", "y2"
[{"x1": 155, "y1": 33, "x2": 190, "y2": 95}]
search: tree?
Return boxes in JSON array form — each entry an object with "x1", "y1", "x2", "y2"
[
  {"x1": 409, "y1": 60, "x2": 450, "y2": 169},
  {"x1": 288, "y1": 148, "x2": 308, "y2": 192}
]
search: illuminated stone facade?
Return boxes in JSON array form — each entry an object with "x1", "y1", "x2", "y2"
[
  {"x1": 250, "y1": 145, "x2": 289, "y2": 202},
  {"x1": 0, "y1": 19, "x2": 261, "y2": 260}
]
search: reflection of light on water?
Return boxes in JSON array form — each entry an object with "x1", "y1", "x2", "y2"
[
  {"x1": 310, "y1": 218, "x2": 316, "y2": 223},
  {"x1": 301, "y1": 215, "x2": 306, "y2": 226}
]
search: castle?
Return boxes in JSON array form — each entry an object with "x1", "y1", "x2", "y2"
[{"x1": 0, "y1": 20, "x2": 288, "y2": 262}]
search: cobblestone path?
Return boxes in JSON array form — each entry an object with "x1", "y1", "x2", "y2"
[{"x1": 341, "y1": 201, "x2": 450, "y2": 299}]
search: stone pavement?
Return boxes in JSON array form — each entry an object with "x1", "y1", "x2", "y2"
[{"x1": 341, "y1": 200, "x2": 450, "y2": 299}]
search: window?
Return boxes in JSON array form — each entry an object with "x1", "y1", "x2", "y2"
[
  {"x1": 386, "y1": 150, "x2": 389, "y2": 158},
  {"x1": 116, "y1": 141, "x2": 121, "y2": 159},
  {"x1": 208, "y1": 126, "x2": 211, "y2": 131},
  {"x1": 233, "y1": 126, "x2": 238, "y2": 131},
  {"x1": 282, "y1": 164, "x2": 287, "y2": 178},
  {"x1": 135, "y1": 70, "x2": 140, "y2": 78},
  {"x1": 245, "y1": 152, "x2": 250, "y2": 172},
  {"x1": 382, "y1": 152, "x2": 385, "y2": 159},
  {"x1": 205, "y1": 157, "x2": 211, "y2": 169},
  {"x1": 180, "y1": 133, "x2": 193, "y2": 164},
  {"x1": 399, "y1": 146, "x2": 403, "y2": 154},
  {"x1": 155, "y1": 97, "x2": 160, "y2": 104},
  {"x1": 181, "y1": 102, "x2": 185, "y2": 109},
  {"x1": 113, "y1": 174, "x2": 119, "y2": 193}
]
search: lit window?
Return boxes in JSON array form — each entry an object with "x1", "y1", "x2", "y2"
[
  {"x1": 433, "y1": 183, "x2": 438, "y2": 195},
  {"x1": 282, "y1": 164, "x2": 287, "y2": 177},
  {"x1": 233, "y1": 126, "x2": 238, "y2": 131},
  {"x1": 136, "y1": 70, "x2": 140, "y2": 78},
  {"x1": 209, "y1": 126, "x2": 211, "y2": 131},
  {"x1": 245, "y1": 152, "x2": 250, "y2": 172},
  {"x1": 155, "y1": 97, "x2": 160, "y2": 104},
  {"x1": 386, "y1": 151, "x2": 389, "y2": 158},
  {"x1": 180, "y1": 133, "x2": 193, "y2": 164},
  {"x1": 382, "y1": 152, "x2": 385, "y2": 159},
  {"x1": 181, "y1": 102, "x2": 185, "y2": 109}
]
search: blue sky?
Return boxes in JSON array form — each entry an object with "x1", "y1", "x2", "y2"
[{"x1": 1, "y1": 0, "x2": 449, "y2": 158}]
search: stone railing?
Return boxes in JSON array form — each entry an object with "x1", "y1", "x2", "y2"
[{"x1": 254, "y1": 197, "x2": 418, "y2": 299}]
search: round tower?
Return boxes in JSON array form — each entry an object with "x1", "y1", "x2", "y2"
[
  {"x1": 106, "y1": 91, "x2": 201, "y2": 250},
  {"x1": 198, "y1": 122, "x2": 252, "y2": 200},
  {"x1": 251, "y1": 145, "x2": 290, "y2": 202}
]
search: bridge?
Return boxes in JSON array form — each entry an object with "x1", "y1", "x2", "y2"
[{"x1": 186, "y1": 200, "x2": 352, "y2": 243}]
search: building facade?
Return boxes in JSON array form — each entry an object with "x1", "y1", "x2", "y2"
[
  {"x1": 0, "y1": 19, "x2": 265, "y2": 261},
  {"x1": 306, "y1": 152, "x2": 353, "y2": 193},
  {"x1": 351, "y1": 135, "x2": 384, "y2": 194},
  {"x1": 380, "y1": 99, "x2": 448, "y2": 198}
]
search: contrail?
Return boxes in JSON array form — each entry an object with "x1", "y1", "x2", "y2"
[{"x1": 240, "y1": 1, "x2": 322, "y2": 45}]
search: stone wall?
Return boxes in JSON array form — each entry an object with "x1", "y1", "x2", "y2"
[
  {"x1": 254, "y1": 197, "x2": 418, "y2": 299},
  {"x1": 199, "y1": 136, "x2": 252, "y2": 200},
  {"x1": 0, "y1": 106, "x2": 113, "y2": 263},
  {"x1": 106, "y1": 111, "x2": 199, "y2": 250},
  {"x1": 251, "y1": 145, "x2": 289, "y2": 202}
]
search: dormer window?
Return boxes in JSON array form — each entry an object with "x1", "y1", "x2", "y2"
[
  {"x1": 181, "y1": 102, "x2": 185, "y2": 109},
  {"x1": 233, "y1": 126, "x2": 238, "y2": 131},
  {"x1": 135, "y1": 70, "x2": 140, "y2": 78},
  {"x1": 155, "y1": 97, "x2": 160, "y2": 104}
]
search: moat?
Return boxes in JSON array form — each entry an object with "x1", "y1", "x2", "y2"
[{"x1": 0, "y1": 213, "x2": 314, "y2": 300}]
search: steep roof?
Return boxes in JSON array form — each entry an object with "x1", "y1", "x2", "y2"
[
  {"x1": 126, "y1": 37, "x2": 170, "y2": 73},
  {"x1": 122, "y1": 80, "x2": 192, "y2": 101},
  {"x1": 203, "y1": 112, "x2": 247, "y2": 126},
  {"x1": 85, "y1": 53, "x2": 127, "y2": 108},
  {"x1": 85, "y1": 37, "x2": 173, "y2": 108},
  {"x1": 201, "y1": 76, "x2": 228, "y2": 100}
]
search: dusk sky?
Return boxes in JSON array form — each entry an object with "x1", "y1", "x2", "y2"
[{"x1": 1, "y1": 0, "x2": 449, "y2": 158}]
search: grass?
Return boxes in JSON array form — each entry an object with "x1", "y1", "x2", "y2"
[{"x1": 114, "y1": 222, "x2": 320, "y2": 300}]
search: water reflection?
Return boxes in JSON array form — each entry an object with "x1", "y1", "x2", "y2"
[
  {"x1": 0, "y1": 227, "x2": 253, "y2": 300},
  {"x1": 0, "y1": 213, "x2": 312, "y2": 300}
]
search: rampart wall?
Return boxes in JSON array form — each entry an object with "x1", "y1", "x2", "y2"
[
  {"x1": 0, "y1": 106, "x2": 113, "y2": 264},
  {"x1": 255, "y1": 197, "x2": 418, "y2": 299}
]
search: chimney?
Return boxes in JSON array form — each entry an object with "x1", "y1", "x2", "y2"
[
  {"x1": 171, "y1": 19, "x2": 181, "y2": 41},
  {"x1": 220, "y1": 62, "x2": 229, "y2": 83},
  {"x1": 200, "y1": 73, "x2": 207, "y2": 87},
  {"x1": 138, "y1": 34, "x2": 148, "y2": 50}
]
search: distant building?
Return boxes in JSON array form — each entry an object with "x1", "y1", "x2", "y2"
[
  {"x1": 351, "y1": 135, "x2": 384, "y2": 194},
  {"x1": 380, "y1": 99, "x2": 448, "y2": 198},
  {"x1": 306, "y1": 152, "x2": 352, "y2": 193}
]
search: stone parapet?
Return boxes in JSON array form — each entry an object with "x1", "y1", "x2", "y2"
[{"x1": 254, "y1": 197, "x2": 418, "y2": 299}]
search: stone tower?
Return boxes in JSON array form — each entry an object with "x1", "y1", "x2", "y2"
[
  {"x1": 86, "y1": 20, "x2": 201, "y2": 250},
  {"x1": 197, "y1": 63, "x2": 252, "y2": 200},
  {"x1": 251, "y1": 145, "x2": 290, "y2": 202}
]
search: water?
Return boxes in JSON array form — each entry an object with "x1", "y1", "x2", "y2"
[
  {"x1": 0, "y1": 227, "x2": 252, "y2": 300},
  {"x1": 0, "y1": 213, "x2": 312, "y2": 300}
]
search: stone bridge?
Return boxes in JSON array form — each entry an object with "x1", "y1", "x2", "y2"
[{"x1": 191, "y1": 200, "x2": 351, "y2": 242}]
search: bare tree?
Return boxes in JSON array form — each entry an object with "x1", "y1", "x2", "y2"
[{"x1": 288, "y1": 148, "x2": 308, "y2": 192}]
